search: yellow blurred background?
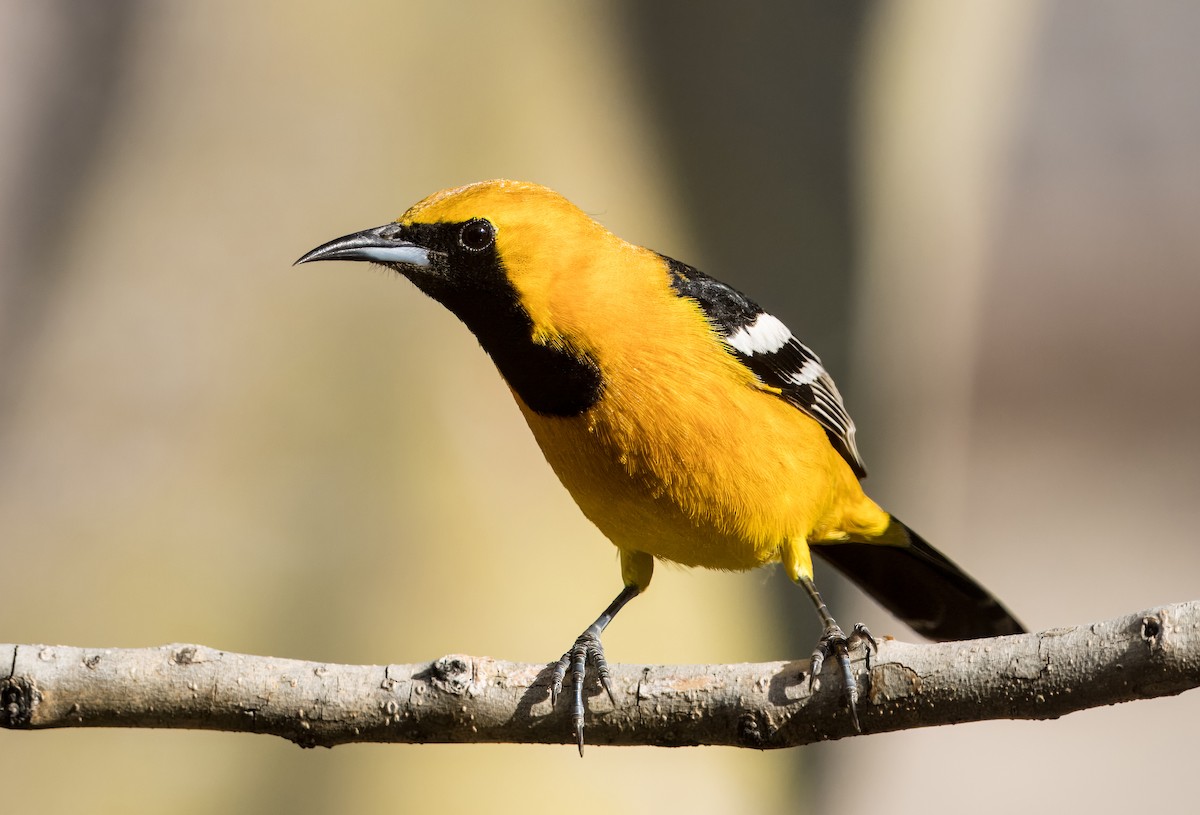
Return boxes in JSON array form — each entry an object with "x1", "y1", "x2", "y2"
[{"x1": 2, "y1": 2, "x2": 1197, "y2": 813}]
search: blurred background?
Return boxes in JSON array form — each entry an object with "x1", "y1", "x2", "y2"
[{"x1": 2, "y1": 1, "x2": 1197, "y2": 813}]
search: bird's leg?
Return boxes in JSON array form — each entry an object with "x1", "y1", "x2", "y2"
[
  {"x1": 550, "y1": 583, "x2": 640, "y2": 755},
  {"x1": 796, "y1": 574, "x2": 876, "y2": 732}
]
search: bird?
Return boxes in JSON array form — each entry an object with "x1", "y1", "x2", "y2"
[{"x1": 296, "y1": 179, "x2": 1024, "y2": 752}]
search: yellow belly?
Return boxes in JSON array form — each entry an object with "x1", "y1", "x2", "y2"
[{"x1": 516, "y1": 355, "x2": 890, "y2": 584}]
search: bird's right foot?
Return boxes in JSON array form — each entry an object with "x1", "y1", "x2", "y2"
[
  {"x1": 550, "y1": 624, "x2": 615, "y2": 756},
  {"x1": 547, "y1": 583, "x2": 640, "y2": 755},
  {"x1": 808, "y1": 621, "x2": 876, "y2": 732}
]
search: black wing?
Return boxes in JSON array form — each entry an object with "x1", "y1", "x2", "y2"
[{"x1": 664, "y1": 257, "x2": 867, "y2": 478}]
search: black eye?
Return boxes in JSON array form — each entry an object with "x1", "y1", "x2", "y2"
[{"x1": 458, "y1": 219, "x2": 495, "y2": 252}]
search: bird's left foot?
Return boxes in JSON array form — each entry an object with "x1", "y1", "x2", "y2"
[
  {"x1": 808, "y1": 622, "x2": 876, "y2": 731},
  {"x1": 550, "y1": 624, "x2": 615, "y2": 755}
]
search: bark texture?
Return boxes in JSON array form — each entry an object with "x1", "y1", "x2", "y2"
[{"x1": 3, "y1": 602, "x2": 1197, "y2": 749}]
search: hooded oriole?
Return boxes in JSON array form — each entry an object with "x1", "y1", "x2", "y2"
[{"x1": 297, "y1": 179, "x2": 1023, "y2": 751}]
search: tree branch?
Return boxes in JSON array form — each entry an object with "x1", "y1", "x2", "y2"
[{"x1": 3, "y1": 601, "x2": 1197, "y2": 749}]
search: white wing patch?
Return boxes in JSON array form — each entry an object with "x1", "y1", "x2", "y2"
[
  {"x1": 788, "y1": 359, "x2": 824, "y2": 386},
  {"x1": 725, "y1": 312, "x2": 793, "y2": 356},
  {"x1": 663, "y1": 255, "x2": 867, "y2": 477}
]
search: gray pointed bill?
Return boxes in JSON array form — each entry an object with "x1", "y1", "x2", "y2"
[{"x1": 295, "y1": 224, "x2": 431, "y2": 268}]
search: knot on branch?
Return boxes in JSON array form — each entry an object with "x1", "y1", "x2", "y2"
[
  {"x1": 1141, "y1": 611, "x2": 1169, "y2": 653},
  {"x1": 736, "y1": 710, "x2": 772, "y2": 747},
  {"x1": 172, "y1": 646, "x2": 201, "y2": 664},
  {"x1": 2, "y1": 679, "x2": 37, "y2": 728},
  {"x1": 430, "y1": 655, "x2": 473, "y2": 695}
]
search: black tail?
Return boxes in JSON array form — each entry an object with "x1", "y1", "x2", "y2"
[{"x1": 811, "y1": 518, "x2": 1025, "y2": 641}]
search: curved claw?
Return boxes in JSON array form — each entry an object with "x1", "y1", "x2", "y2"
[
  {"x1": 548, "y1": 584, "x2": 640, "y2": 755},
  {"x1": 808, "y1": 621, "x2": 876, "y2": 732},
  {"x1": 549, "y1": 625, "x2": 612, "y2": 755}
]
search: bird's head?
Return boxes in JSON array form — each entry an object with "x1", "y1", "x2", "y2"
[
  {"x1": 297, "y1": 180, "x2": 633, "y2": 415},
  {"x1": 296, "y1": 180, "x2": 616, "y2": 345}
]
